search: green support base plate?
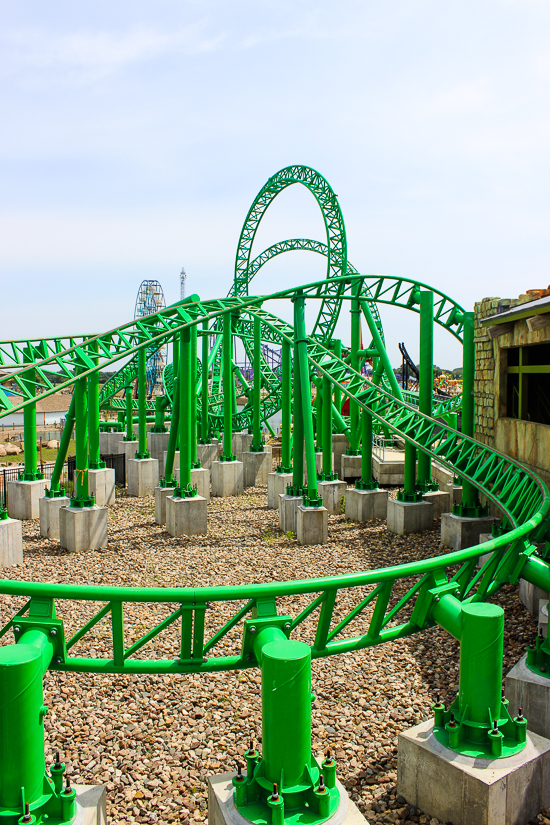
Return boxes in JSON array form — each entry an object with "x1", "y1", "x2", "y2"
[
  {"x1": 431, "y1": 699, "x2": 527, "y2": 759},
  {"x1": 397, "y1": 490, "x2": 424, "y2": 503},
  {"x1": 354, "y1": 479, "x2": 378, "y2": 491},
  {"x1": 526, "y1": 636, "x2": 550, "y2": 677}
]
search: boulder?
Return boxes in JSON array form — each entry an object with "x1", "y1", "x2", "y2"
[
  {"x1": 5, "y1": 444, "x2": 22, "y2": 455},
  {"x1": 0, "y1": 444, "x2": 6, "y2": 456},
  {"x1": 46, "y1": 440, "x2": 60, "y2": 449}
]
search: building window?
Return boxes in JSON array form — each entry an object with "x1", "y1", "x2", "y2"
[{"x1": 506, "y1": 343, "x2": 550, "y2": 425}]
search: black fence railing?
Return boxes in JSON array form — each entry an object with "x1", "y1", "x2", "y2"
[{"x1": 67, "y1": 453, "x2": 125, "y2": 486}]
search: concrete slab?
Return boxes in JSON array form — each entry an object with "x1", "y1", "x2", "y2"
[
  {"x1": 0, "y1": 517, "x2": 23, "y2": 567},
  {"x1": 267, "y1": 471, "x2": 293, "y2": 509},
  {"x1": 332, "y1": 434, "x2": 350, "y2": 480},
  {"x1": 317, "y1": 480, "x2": 346, "y2": 515},
  {"x1": 441, "y1": 513, "x2": 495, "y2": 551},
  {"x1": 446, "y1": 483, "x2": 463, "y2": 506},
  {"x1": 99, "y1": 430, "x2": 124, "y2": 455},
  {"x1": 345, "y1": 488, "x2": 388, "y2": 522},
  {"x1": 387, "y1": 499, "x2": 433, "y2": 535},
  {"x1": 147, "y1": 431, "x2": 170, "y2": 475},
  {"x1": 422, "y1": 490, "x2": 451, "y2": 519},
  {"x1": 243, "y1": 449, "x2": 271, "y2": 488},
  {"x1": 198, "y1": 442, "x2": 219, "y2": 470},
  {"x1": 39, "y1": 495, "x2": 70, "y2": 540},
  {"x1": 127, "y1": 458, "x2": 159, "y2": 497},
  {"x1": 74, "y1": 784, "x2": 107, "y2": 825},
  {"x1": 166, "y1": 494, "x2": 207, "y2": 537},
  {"x1": 297, "y1": 504, "x2": 328, "y2": 545},
  {"x1": 88, "y1": 468, "x2": 115, "y2": 506},
  {"x1": 117, "y1": 439, "x2": 139, "y2": 473},
  {"x1": 208, "y1": 772, "x2": 368, "y2": 825},
  {"x1": 341, "y1": 454, "x2": 362, "y2": 480},
  {"x1": 232, "y1": 432, "x2": 252, "y2": 461},
  {"x1": 279, "y1": 494, "x2": 302, "y2": 534},
  {"x1": 211, "y1": 460, "x2": 244, "y2": 497},
  {"x1": 519, "y1": 579, "x2": 548, "y2": 618},
  {"x1": 7, "y1": 478, "x2": 50, "y2": 520},
  {"x1": 59, "y1": 505, "x2": 107, "y2": 552},
  {"x1": 155, "y1": 485, "x2": 175, "y2": 525},
  {"x1": 506, "y1": 654, "x2": 550, "y2": 740},
  {"x1": 372, "y1": 455, "x2": 405, "y2": 486},
  {"x1": 398, "y1": 717, "x2": 550, "y2": 825}
]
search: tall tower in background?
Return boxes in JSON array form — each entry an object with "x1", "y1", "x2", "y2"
[{"x1": 180, "y1": 267, "x2": 186, "y2": 300}]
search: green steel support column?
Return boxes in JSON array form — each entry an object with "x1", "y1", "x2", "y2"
[
  {"x1": 136, "y1": 346, "x2": 149, "y2": 459},
  {"x1": 333, "y1": 339, "x2": 342, "y2": 414},
  {"x1": 152, "y1": 396, "x2": 167, "y2": 433},
  {"x1": 161, "y1": 338, "x2": 179, "y2": 487},
  {"x1": 347, "y1": 284, "x2": 361, "y2": 455},
  {"x1": 399, "y1": 441, "x2": 421, "y2": 502},
  {"x1": 431, "y1": 597, "x2": 526, "y2": 757},
  {"x1": 22, "y1": 349, "x2": 41, "y2": 481},
  {"x1": 416, "y1": 291, "x2": 436, "y2": 491},
  {"x1": 360, "y1": 298, "x2": 404, "y2": 401},
  {"x1": 200, "y1": 320, "x2": 210, "y2": 443},
  {"x1": 45, "y1": 394, "x2": 75, "y2": 497},
  {"x1": 251, "y1": 313, "x2": 264, "y2": 452},
  {"x1": 73, "y1": 371, "x2": 92, "y2": 507},
  {"x1": 455, "y1": 310, "x2": 484, "y2": 516},
  {"x1": 222, "y1": 312, "x2": 236, "y2": 461},
  {"x1": 289, "y1": 329, "x2": 304, "y2": 495},
  {"x1": 314, "y1": 379, "x2": 322, "y2": 453},
  {"x1": 321, "y1": 373, "x2": 336, "y2": 480},
  {"x1": 294, "y1": 293, "x2": 322, "y2": 507},
  {"x1": 190, "y1": 323, "x2": 200, "y2": 467},
  {"x1": 356, "y1": 405, "x2": 376, "y2": 490},
  {"x1": 124, "y1": 387, "x2": 133, "y2": 442},
  {"x1": 279, "y1": 338, "x2": 292, "y2": 472},
  {"x1": 88, "y1": 340, "x2": 105, "y2": 470},
  {"x1": 175, "y1": 327, "x2": 195, "y2": 497}
]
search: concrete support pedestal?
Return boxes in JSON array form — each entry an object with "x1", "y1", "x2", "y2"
[
  {"x1": 99, "y1": 430, "x2": 124, "y2": 454},
  {"x1": 341, "y1": 454, "x2": 362, "y2": 481},
  {"x1": 59, "y1": 505, "x2": 108, "y2": 552},
  {"x1": 211, "y1": 461, "x2": 244, "y2": 497},
  {"x1": 398, "y1": 717, "x2": 550, "y2": 825},
  {"x1": 243, "y1": 450, "x2": 271, "y2": 488},
  {"x1": 88, "y1": 468, "x2": 115, "y2": 506},
  {"x1": 155, "y1": 485, "x2": 175, "y2": 525},
  {"x1": 39, "y1": 496, "x2": 70, "y2": 540},
  {"x1": 332, "y1": 434, "x2": 350, "y2": 480},
  {"x1": 345, "y1": 488, "x2": 388, "y2": 522},
  {"x1": 422, "y1": 490, "x2": 451, "y2": 519},
  {"x1": 166, "y1": 495, "x2": 207, "y2": 537},
  {"x1": 198, "y1": 442, "x2": 219, "y2": 470},
  {"x1": 208, "y1": 772, "x2": 366, "y2": 825},
  {"x1": 519, "y1": 579, "x2": 548, "y2": 618},
  {"x1": 147, "y1": 431, "x2": 170, "y2": 475},
  {"x1": 317, "y1": 479, "x2": 346, "y2": 515},
  {"x1": 267, "y1": 471, "x2": 293, "y2": 509},
  {"x1": 446, "y1": 483, "x2": 463, "y2": 506},
  {"x1": 506, "y1": 654, "x2": 550, "y2": 740},
  {"x1": 297, "y1": 504, "x2": 328, "y2": 545},
  {"x1": 118, "y1": 439, "x2": 139, "y2": 473},
  {"x1": 387, "y1": 499, "x2": 433, "y2": 535},
  {"x1": 279, "y1": 494, "x2": 302, "y2": 534},
  {"x1": 7, "y1": 479, "x2": 50, "y2": 520},
  {"x1": 191, "y1": 467, "x2": 210, "y2": 502},
  {"x1": 127, "y1": 457, "x2": 159, "y2": 497},
  {"x1": 232, "y1": 432, "x2": 252, "y2": 461},
  {"x1": 0, "y1": 517, "x2": 23, "y2": 567},
  {"x1": 74, "y1": 784, "x2": 107, "y2": 825},
  {"x1": 440, "y1": 513, "x2": 495, "y2": 551},
  {"x1": 372, "y1": 455, "x2": 405, "y2": 486}
]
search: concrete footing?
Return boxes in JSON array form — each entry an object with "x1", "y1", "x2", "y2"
[
  {"x1": 317, "y1": 479, "x2": 346, "y2": 515},
  {"x1": 332, "y1": 434, "x2": 350, "y2": 480},
  {"x1": 372, "y1": 455, "x2": 405, "y2": 486},
  {"x1": 155, "y1": 485, "x2": 175, "y2": 525},
  {"x1": 279, "y1": 494, "x2": 302, "y2": 534},
  {"x1": 39, "y1": 495, "x2": 70, "y2": 540},
  {"x1": 440, "y1": 513, "x2": 495, "y2": 551},
  {"x1": 519, "y1": 579, "x2": 548, "y2": 618},
  {"x1": 99, "y1": 430, "x2": 124, "y2": 454},
  {"x1": 232, "y1": 432, "x2": 253, "y2": 461},
  {"x1": 506, "y1": 654, "x2": 550, "y2": 740},
  {"x1": 74, "y1": 784, "x2": 107, "y2": 825},
  {"x1": 0, "y1": 517, "x2": 23, "y2": 567},
  {"x1": 127, "y1": 458, "x2": 159, "y2": 497},
  {"x1": 421, "y1": 490, "x2": 451, "y2": 519},
  {"x1": 117, "y1": 439, "x2": 139, "y2": 472},
  {"x1": 297, "y1": 504, "x2": 328, "y2": 545},
  {"x1": 243, "y1": 449, "x2": 271, "y2": 487},
  {"x1": 198, "y1": 442, "x2": 219, "y2": 470},
  {"x1": 211, "y1": 460, "x2": 244, "y2": 497},
  {"x1": 387, "y1": 499, "x2": 433, "y2": 535},
  {"x1": 147, "y1": 431, "x2": 170, "y2": 475},
  {"x1": 208, "y1": 772, "x2": 366, "y2": 825},
  {"x1": 267, "y1": 471, "x2": 293, "y2": 509},
  {"x1": 59, "y1": 505, "x2": 108, "y2": 552},
  {"x1": 398, "y1": 717, "x2": 550, "y2": 825},
  {"x1": 88, "y1": 468, "x2": 115, "y2": 506},
  {"x1": 166, "y1": 495, "x2": 207, "y2": 537},
  {"x1": 446, "y1": 483, "x2": 463, "y2": 506},
  {"x1": 341, "y1": 454, "x2": 362, "y2": 481},
  {"x1": 7, "y1": 478, "x2": 50, "y2": 520},
  {"x1": 191, "y1": 467, "x2": 210, "y2": 502},
  {"x1": 345, "y1": 488, "x2": 388, "y2": 522}
]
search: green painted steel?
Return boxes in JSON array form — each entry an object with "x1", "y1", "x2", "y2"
[
  {"x1": 222, "y1": 312, "x2": 236, "y2": 462},
  {"x1": 416, "y1": 291, "x2": 436, "y2": 491},
  {"x1": 251, "y1": 314, "x2": 263, "y2": 453},
  {"x1": 279, "y1": 339, "x2": 292, "y2": 473},
  {"x1": 88, "y1": 339, "x2": 104, "y2": 470},
  {"x1": 200, "y1": 320, "x2": 210, "y2": 443},
  {"x1": 136, "y1": 346, "x2": 149, "y2": 459}
]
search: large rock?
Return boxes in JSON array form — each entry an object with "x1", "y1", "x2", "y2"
[
  {"x1": 46, "y1": 440, "x2": 60, "y2": 449},
  {"x1": 5, "y1": 444, "x2": 21, "y2": 455},
  {"x1": 0, "y1": 444, "x2": 6, "y2": 456}
]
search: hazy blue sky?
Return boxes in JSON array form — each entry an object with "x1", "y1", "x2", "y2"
[{"x1": 1, "y1": 0, "x2": 549, "y2": 368}]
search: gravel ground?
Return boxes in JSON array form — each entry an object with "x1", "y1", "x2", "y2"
[{"x1": 0, "y1": 484, "x2": 542, "y2": 825}]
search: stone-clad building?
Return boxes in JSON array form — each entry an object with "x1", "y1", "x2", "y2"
[{"x1": 474, "y1": 291, "x2": 550, "y2": 486}]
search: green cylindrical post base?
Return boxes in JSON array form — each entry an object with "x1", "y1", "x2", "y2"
[{"x1": 397, "y1": 441, "x2": 422, "y2": 502}]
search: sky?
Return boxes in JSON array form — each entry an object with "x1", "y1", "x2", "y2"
[{"x1": 1, "y1": 0, "x2": 549, "y2": 369}]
